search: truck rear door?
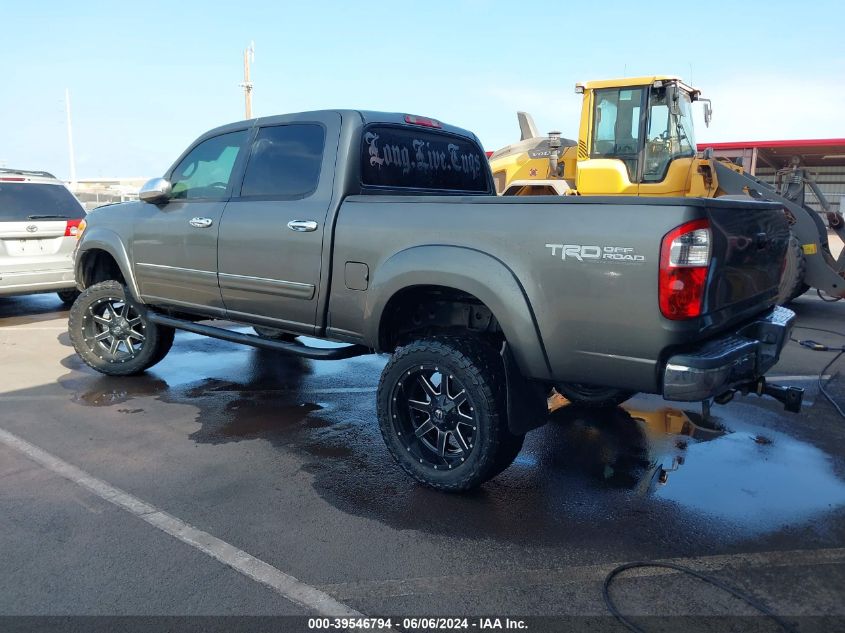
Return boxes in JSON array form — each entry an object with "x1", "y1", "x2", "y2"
[{"x1": 217, "y1": 112, "x2": 341, "y2": 335}]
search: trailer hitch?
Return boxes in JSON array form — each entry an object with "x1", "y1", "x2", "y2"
[{"x1": 715, "y1": 377, "x2": 804, "y2": 413}]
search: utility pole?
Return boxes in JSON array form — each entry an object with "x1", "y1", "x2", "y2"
[
  {"x1": 240, "y1": 42, "x2": 255, "y2": 119},
  {"x1": 65, "y1": 88, "x2": 77, "y2": 187}
]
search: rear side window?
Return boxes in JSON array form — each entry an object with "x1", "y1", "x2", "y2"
[
  {"x1": 0, "y1": 183, "x2": 85, "y2": 221},
  {"x1": 361, "y1": 126, "x2": 490, "y2": 193},
  {"x1": 240, "y1": 124, "x2": 325, "y2": 198}
]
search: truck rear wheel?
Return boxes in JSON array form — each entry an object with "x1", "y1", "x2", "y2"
[
  {"x1": 377, "y1": 336, "x2": 523, "y2": 491},
  {"x1": 69, "y1": 280, "x2": 174, "y2": 376},
  {"x1": 554, "y1": 383, "x2": 634, "y2": 408}
]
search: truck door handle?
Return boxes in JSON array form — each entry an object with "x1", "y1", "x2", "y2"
[
  {"x1": 189, "y1": 217, "x2": 213, "y2": 228},
  {"x1": 287, "y1": 220, "x2": 318, "y2": 232}
]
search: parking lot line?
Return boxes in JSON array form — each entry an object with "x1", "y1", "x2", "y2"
[
  {"x1": 0, "y1": 426, "x2": 363, "y2": 618},
  {"x1": 0, "y1": 326, "x2": 68, "y2": 331}
]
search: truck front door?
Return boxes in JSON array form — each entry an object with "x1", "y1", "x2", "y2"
[
  {"x1": 217, "y1": 113, "x2": 340, "y2": 334},
  {"x1": 133, "y1": 128, "x2": 249, "y2": 313}
]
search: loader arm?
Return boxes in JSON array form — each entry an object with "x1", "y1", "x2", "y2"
[{"x1": 712, "y1": 159, "x2": 845, "y2": 298}]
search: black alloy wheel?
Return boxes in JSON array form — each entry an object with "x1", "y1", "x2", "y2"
[
  {"x1": 390, "y1": 364, "x2": 479, "y2": 471},
  {"x1": 83, "y1": 295, "x2": 146, "y2": 363}
]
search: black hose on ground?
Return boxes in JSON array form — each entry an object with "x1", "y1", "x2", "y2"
[
  {"x1": 790, "y1": 325, "x2": 845, "y2": 419},
  {"x1": 602, "y1": 561, "x2": 797, "y2": 633}
]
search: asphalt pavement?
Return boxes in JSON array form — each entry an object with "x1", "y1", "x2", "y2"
[{"x1": 1, "y1": 291, "x2": 845, "y2": 632}]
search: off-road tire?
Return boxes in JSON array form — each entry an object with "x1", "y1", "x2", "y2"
[
  {"x1": 777, "y1": 235, "x2": 808, "y2": 304},
  {"x1": 253, "y1": 326, "x2": 298, "y2": 342},
  {"x1": 377, "y1": 336, "x2": 524, "y2": 491},
  {"x1": 69, "y1": 280, "x2": 174, "y2": 376},
  {"x1": 57, "y1": 289, "x2": 80, "y2": 305},
  {"x1": 554, "y1": 383, "x2": 634, "y2": 408}
]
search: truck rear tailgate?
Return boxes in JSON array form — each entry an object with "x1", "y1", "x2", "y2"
[{"x1": 704, "y1": 198, "x2": 789, "y2": 325}]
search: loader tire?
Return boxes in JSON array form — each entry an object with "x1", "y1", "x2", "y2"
[{"x1": 777, "y1": 235, "x2": 808, "y2": 305}]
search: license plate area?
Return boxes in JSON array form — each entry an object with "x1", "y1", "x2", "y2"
[{"x1": 4, "y1": 238, "x2": 48, "y2": 256}]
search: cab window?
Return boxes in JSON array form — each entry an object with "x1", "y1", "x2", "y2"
[
  {"x1": 170, "y1": 131, "x2": 247, "y2": 200},
  {"x1": 360, "y1": 126, "x2": 490, "y2": 194},
  {"x1": 590, "y1": 87, "x2": 644, "y2": 182},
  {"x1": 642, "y1": 87, "x2": 697, "y2": 182},
  {"x1": 239, "y1": 124, "x2": 325, "y2": 198}
]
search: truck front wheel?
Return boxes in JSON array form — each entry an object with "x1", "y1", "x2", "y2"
[
  {"x1": 377, "y1": 336, "x2": 523, "y2": 491},
  {"x1": 69, "y1": 280, "x2": 174, "y2": 376}
]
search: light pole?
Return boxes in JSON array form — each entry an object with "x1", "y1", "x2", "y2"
[
  {"x1": 65, "y1": 88, "x2": 77, "y2": 187},
  {"x1": 240, "y1": 42, "x2": 255, "y2": 119}
]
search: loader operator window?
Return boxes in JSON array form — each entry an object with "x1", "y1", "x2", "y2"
[
  {"x1": 590, "y1": 87, "x2": 644, "y2": 182},
  {"x1": 642, "y1": 87, "x2": 697, "y2": 182}
]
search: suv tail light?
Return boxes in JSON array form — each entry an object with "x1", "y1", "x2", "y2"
[
  {"x1": 65, "y1": 219, "x2": 83, "y2": 237},
  {"x1": 659, "y1": 219, "x2": 711, "y2": 320}
]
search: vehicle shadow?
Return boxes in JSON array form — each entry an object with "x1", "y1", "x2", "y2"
[
  {"x1": 0, "y1": 294, "x2": 70, "y2": 326},
  {"x1": 30, "y1": 333, "x2": 845, "y2": 552}
]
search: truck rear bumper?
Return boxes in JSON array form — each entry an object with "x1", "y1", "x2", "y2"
[{"x1": 663, "y1": 306, "x2": 795, "y2": 402}]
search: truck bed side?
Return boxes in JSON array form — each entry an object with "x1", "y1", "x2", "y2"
[{"x1": 328, "y1": 195, "x2": 787, "y2": 393}]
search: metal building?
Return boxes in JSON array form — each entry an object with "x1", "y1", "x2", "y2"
[{"x1": 701, "y1": 139, "x2": 845, "y2": 215}]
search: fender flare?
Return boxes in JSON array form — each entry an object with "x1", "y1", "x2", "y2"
[
  {"x1": 75, "y1": 228, "x2": 142, "y2": 301},
  {"x1": 364, "y1": 245, "x2": 551, "y2": 380}
]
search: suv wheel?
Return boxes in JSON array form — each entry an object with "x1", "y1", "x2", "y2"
[
  {"x1": 377, "y1": 336, "x2": 523, "y2": 491},
  {"x1": 69, "y1": 280, "x2": 174, "y2": 376},
  {"x1": 57, "y1": 289, "x2": 80, "y2": 306}
]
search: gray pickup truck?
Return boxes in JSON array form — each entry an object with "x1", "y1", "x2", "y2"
[{"x1": 69, "y1": 110, "x2": 801, "y2": 491}]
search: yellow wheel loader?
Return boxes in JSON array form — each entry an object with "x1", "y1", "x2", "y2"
[{"x1": 488, "y1": 76, "x2": 844, "y2": 303}]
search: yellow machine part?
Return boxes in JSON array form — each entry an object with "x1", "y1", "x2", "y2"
[{"x1": 489, "y1": 75, "x2": 714, "y2": 198}]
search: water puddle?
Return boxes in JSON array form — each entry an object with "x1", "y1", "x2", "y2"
[{"x1": 549, "y1": 396, "x2": 845, "y2": 532}]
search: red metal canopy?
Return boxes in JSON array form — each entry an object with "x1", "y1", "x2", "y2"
[{"x1": 698, "y1": 138, "x2": 845, "y2": 167}]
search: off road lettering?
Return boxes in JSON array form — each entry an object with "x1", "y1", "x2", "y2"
[{"x1": 546, "y1": 243, "x2": 645, "y2": 262}]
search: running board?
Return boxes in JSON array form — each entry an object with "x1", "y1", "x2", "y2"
[{"x1": 147, "y1": 313, "x2": 371, "y2": 361}]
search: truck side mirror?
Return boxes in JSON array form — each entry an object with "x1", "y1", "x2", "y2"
[
  {"x1": 702, "y1": 100, "x2": 713, "y2": 127},
  {"x1": 139, "y1": 177, "x2": 172, "y2": 203}
]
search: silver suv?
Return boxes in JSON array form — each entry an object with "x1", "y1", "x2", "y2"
[{"x1": 0, "y1": 168, "x2": 86, "y2": 304}]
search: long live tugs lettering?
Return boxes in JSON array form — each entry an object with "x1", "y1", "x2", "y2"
[{"x1": 364, "y1": 132, "x2": 482, "y2": 179}]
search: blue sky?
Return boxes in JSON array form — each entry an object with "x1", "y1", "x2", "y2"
[{"x1": 1, "y1": 0, "x2": 842, "y2": 179}]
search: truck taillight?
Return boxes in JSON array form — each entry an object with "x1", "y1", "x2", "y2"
[
  {"x1": 659, "y1": 219, "x2": 711, "y2": 320},
  {"x1": 65, "y1": 218, "x2": 83, "y2": 237}
]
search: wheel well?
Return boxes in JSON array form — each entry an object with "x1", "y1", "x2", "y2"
[
  {"x1": 378, "y1": 285, "x2": 503, "y2": 352},
  {"x1": 78, "y1": 250, "x2": 126, "y2": 288}
]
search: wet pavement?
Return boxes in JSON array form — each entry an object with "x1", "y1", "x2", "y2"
[{"x1": 2, "y1": 292, "x2": 845, "y2": 625}]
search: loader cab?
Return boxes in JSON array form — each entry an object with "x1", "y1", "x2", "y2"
[{"x1": 576, "y1": 77, "x2": 703, "y2": 196}]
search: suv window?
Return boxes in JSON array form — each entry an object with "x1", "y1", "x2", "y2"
[
  {"x1": 0, "y1": 182, "x2": 85, "y2": 221},
  {"x1": 361, "y1": 126, "x2": 490, "y2": 193},
  {"x1": 240, "y1": 124, "x2": 325, "y2": 198},
  {"x1": 170, "y1": 130, "x2": 247, "y2": 200}
]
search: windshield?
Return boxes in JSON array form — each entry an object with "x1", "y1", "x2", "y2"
[{"x1": 642, "y1": 86, "x2": 697, "y2": 182}]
